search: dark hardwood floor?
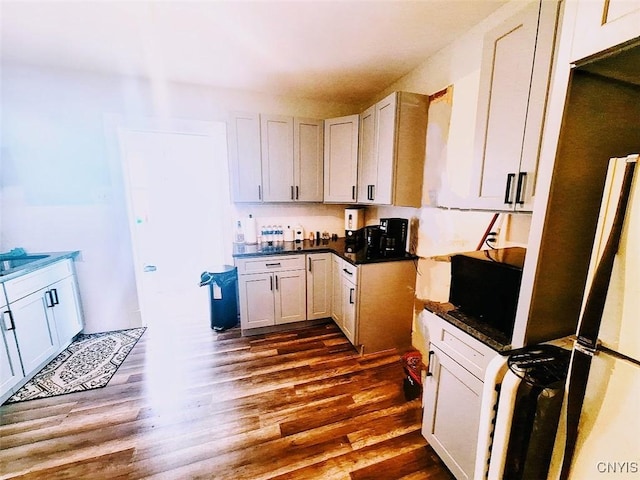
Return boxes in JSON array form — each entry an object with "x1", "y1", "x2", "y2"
[{"x1": 0, "y1": 318, "x2": 454, "y2": 479}]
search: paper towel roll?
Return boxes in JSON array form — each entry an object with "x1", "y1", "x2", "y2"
[{"x1": 244, "y1": 215, "x2": 257, "y2": 244}]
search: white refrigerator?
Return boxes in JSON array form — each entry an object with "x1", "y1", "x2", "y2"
[{"x1": 550, "y1": 154, "x2": 640, "y2": 479}]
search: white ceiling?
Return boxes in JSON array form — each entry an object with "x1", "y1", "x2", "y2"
[{"x1": 1, "y1": 0, "x2": 508, "y2": 105}]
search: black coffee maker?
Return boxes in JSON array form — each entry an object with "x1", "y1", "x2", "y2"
[{"x1": 379, "y1": 218, "x2": 408, "y2": 256}]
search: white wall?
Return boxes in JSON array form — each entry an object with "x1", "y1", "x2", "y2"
[{"x1": 0, "y1": 63, "x2": 357, "y2": 333}]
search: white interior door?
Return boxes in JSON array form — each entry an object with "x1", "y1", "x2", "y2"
[{"x1": 119, "y1": 122, "x2": 232, "y2": 327}]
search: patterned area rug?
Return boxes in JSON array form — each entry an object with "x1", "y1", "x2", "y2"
[{"x1": 6, "y1": 327, "x2": 146, "y2": 404}]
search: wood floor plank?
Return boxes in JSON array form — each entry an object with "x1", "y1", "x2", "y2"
[{"x1": 0, "y1": 320, "x2": 454, "y2": 480}]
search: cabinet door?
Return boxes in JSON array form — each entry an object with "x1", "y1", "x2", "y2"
[
  {"x1": 341, "y1": 278, "x2": 357, "y2": 345},
  {"x1": 306, "y1": 253, "x2": 332, "y2": 320},
  {"x1": 571, "y1": 0, "x2": 640, "y2": 62},
  {"x1": 295, "y1": 118, "x2": 324, "y2": 202},
  {"x1": 228, "y1": 112, "x2": 263, "y2": 202},
  {"x1": 0, "y1": 309, "x2": 24, "y2": 399},
  {"x1": 274, "y1": 270, "x2": 306, "y2": 325},
  {"x1": 422, "y1": 345, "x2": 484, "y2": 480},
  {"x1": 50, "y1": 276, "x2": 83, "y2": 346},
  {"x1": 357, "y1": 105, "x2": 377, "y2": 204},
  {"x1": 261, "y1": 115, "x2": 295, "y2": 202},
  {"x1": 238, "y1": 273, "x2": 275, "y2": 329},
  {"x1": 331, "y1": 256, "x2": 344, "y2": 328},
  {"x1": 373, "y1": 92, "x2": 397, "y2": 205},
  {"x1": 323, "y1": 115, "x2": 359, "y2": 203},
  {"x1": 10, "y1": 289, "x2": 59, "y2": 375},
  {"x1": 471, "y1": 1, "x2": 557, "y2": 211}
]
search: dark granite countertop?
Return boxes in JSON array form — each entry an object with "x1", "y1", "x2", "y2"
[
  {"x1": 423, "y1": 299, "x2": 512, "y2": 353},
  {"x1": 232, "y1": 237, "x2": 417, "y2": 266}
]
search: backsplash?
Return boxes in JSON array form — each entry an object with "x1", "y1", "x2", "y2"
[{"x1": 231, "y1": 204, "x2": 346, "y2": 242}]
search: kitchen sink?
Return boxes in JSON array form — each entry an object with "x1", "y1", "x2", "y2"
[{"x1": 0, "y1": 254, "x2": 50, "y2": 275}]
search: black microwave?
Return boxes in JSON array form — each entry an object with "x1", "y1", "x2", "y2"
[{"x1": 449, "y1": 247, "x2": 526, "y2": 341}]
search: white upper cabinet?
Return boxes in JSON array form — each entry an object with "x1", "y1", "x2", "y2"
[
  {"x1": 357, "y1": 92, "x2": 428, "y2": 207},
  {"x1": 228, "y1": 112, "x2": 263, "y2": 203},
  {"x1": 229, "y1": 113, "x2": 323, "y2": 203},
  {"x1": 294, "y1": 118, "x2": 324, "y2": 202},
  {"x1": 261, "y1": 115, "x2": 324, "y2": 203},
  {"x1": 570, "y1": 0, "x2": 640, "y2": 62},
  {"x1": 470, "y1": 0, "x2": 560, "y2": 211},
  {"x1": 357, "y1": 105, "x2": 377, "y2": 204},
  {"x1": 261, "y1": 115, "x2": 295, "y2": 202},
  {"x1": 324, "y1": 114, "x2": 360, "y2": 203}
]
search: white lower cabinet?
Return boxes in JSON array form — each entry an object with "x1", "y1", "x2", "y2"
[
  {"x1": 421, "y1": 311, "x2": 499, "y2": 480},
  {"x1": 7, "y1": 288, "x2": 59, "y2": 376},
  {"x1": 1, "y1": 257, "x2": 84, "y2": 403},
  {"x1": 237, "y1": 252, "x2": 416, "y2": 353},
  {"x1": 48, "y1": 275, "x2": 84, "y2": 346},
  {"x1": 422, "y1": 345, "x2": 483, "y2": 480},
  {"x1": 274, "y1": 269, "x2": 306, "y2": 325},
  {"x1": 0, "y1": 297, "x2": 24, "y2": 397},
  {"x1": 331, "y1": 255, "x2": 344, "y2": 329},
  {"x1": 306, "y1": 253, "x2": 332, "y2": 320},
  {"x1": 340, "y1": 274, "x2": 357, "y2": 344},
  {"x1": 331, "y1": 256, "x2": 358, "y2": 344},
  {"x1": 236, "y1": 255, "x2": 307, "y2": 331}
]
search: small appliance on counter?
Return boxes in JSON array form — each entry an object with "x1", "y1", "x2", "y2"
[
  {"x1": 345, "y1": 207, "x2": 365, "y2": 246},
  {"x1": 364, "y1": 225, "x2": 382, "y2": 252},
  {"x1": 293, "y1": 225, "x2": 304, "y2": 243},
  {"x1": 379, "y1": 218, "x2": 408, "y2": 256},
  {"x1": 449, "y1": 247, "x2": 526, "y2": 342}
]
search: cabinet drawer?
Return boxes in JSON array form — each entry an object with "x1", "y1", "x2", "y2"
[
  {"x1": 338, "y1": 259, "x2": 359, "y2": 286},
  {"x1": 425, "y1": 310, "x2": 498, "y2": 380},
  {"x1": 4, "y1": 259, "x2": 73, "y2": 303},
  {"x1": 236, "y1": 255, "x2": 305, "y2": 274}
]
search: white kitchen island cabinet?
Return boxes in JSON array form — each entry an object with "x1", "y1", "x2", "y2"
[
  {"x1": 469, "y1": 0, "x2": 560, "y2": 212},
  {"x1": 306, "y1": 253, "x2": 332, "y2": 321},
  {"x1": 357, "y1": 91, "x2": 428, "y2": 207},
  {"x1": 236, "y1": 255, "x2": 307, "y2": 331},
  {"x1": 323, "y1": 114, "x2": 359, "y2": 203},
  {"x1": 260, "y1": 115, "x2": 324, "y2": 203},
  {"x1": 421, "y1": 310, "x2": 500, "y2": 480}
]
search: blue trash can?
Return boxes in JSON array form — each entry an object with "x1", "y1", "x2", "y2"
[{"x1": 200, "y1": 265, "x2": 238, "y2": 331}]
